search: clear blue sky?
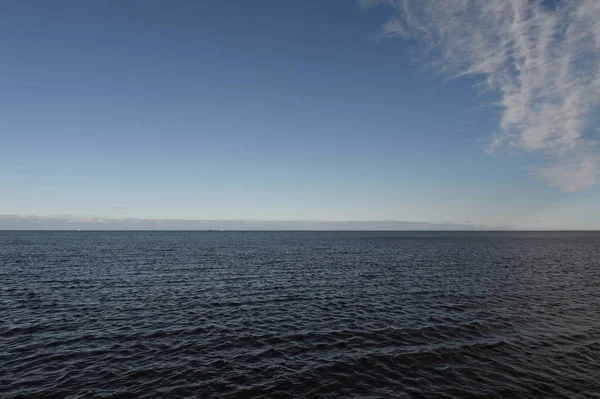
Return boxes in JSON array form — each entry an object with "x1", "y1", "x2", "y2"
[{"x1": 2, "y1": 0, "x2": 599, "y2": 229}]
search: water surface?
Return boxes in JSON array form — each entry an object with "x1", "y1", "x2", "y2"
[{"x1": 2, "y1": 231, "x2": 599, "y2": 398}]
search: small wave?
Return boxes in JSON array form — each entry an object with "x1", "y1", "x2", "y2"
[{"x1": 2, "y1": 231, "x2": 599, "y2": 398}]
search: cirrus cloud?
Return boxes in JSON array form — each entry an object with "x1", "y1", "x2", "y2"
[{"x1": 363, "y1": 0, "x2": 600, "y2": 191}]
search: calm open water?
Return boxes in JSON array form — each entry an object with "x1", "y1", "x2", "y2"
[{"x1": 1, "y1": 231, "x2": 599, "y2": 398}]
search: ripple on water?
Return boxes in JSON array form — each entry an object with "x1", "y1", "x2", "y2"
[{"x1": 1, "y1": 231, "x2": 600, "y2": 398}]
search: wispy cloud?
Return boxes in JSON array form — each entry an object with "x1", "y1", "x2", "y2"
[
  {"x1": 533, "y1": 154, "x2": 600, "y2": 192},
  {"x1": 363, "y1": 0, "x2": 600, "y2": 191}
]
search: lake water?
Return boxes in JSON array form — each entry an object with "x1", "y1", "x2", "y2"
[{"x1": 2, "y1": 231, "x2": 599, "y2": 398}]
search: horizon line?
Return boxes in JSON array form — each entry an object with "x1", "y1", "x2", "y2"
[
  {"x1": 2, "y1": 215, "x2": 593, "y2": 230},
  {"x1": 2, "y1": 229, "x2": 599, "y2": 232}
]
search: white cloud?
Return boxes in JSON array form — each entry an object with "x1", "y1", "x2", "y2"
[
  {"x1": 533, "y1": 155, "x2": 600, "y2": 192},
  {"x1": 363, "y1": 0, "x2": 600, "y2": 191}
]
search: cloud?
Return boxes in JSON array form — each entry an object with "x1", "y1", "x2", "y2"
[
  {"x1": 112, "y1": 206, "x2": 129, "y2": 209},
  {"x1": 362, "y1": 0, "x2": 600, "y2": 191},
  {"x1": 533, "y1": 155, "x2": 600, "y2": 192}
]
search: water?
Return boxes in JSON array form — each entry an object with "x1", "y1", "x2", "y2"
[{"x1": 1, "y1": 231, "x2": 599, "y2": 398}]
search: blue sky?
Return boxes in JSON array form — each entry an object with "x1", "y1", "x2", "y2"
[{"x1": 2, "y1": 0, "x2": 599, "y2": 229}]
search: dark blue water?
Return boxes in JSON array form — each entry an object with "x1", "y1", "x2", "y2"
[{"x1": 1, "y1": 231, "x2": 599, "y2": 398}]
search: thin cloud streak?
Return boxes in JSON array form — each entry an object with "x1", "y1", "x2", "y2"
[{"x1": 363, "y1": 0, "x2": 600, "y2": 191}]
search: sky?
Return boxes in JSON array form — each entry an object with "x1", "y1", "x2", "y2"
[{"x1": 1, "y1": 0, "x2": 599, "y2": 229}]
